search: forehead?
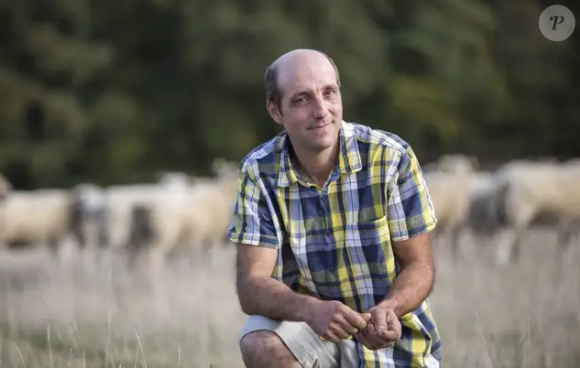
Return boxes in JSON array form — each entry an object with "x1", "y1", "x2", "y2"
[{"x1": 276, "y1": 54, "x2": 338, "y2": 97}]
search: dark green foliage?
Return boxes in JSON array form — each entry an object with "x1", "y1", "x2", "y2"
[{"x1": 0, "y1": 0, "x2": 578, "y2": 188}]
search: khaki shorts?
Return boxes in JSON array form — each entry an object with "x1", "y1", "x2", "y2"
[{"x1": 239, "y1": 314, "x2": 360, "y2": 368}]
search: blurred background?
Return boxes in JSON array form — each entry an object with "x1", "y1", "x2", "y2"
[
  {"x1": 1, "y1": 0, "x2": 579, "y2": 189},
  {"x1": 0, "y1": 0, "x2": 579, "y2": 367}
]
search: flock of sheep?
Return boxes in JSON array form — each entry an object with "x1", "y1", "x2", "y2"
[
  {"x1": 423, "y1": 154, "x2": 580, "y2": 265},
  {"x1": 0, "y1": 154, "x2": 578, "y2": 285},
  {"x1": 0, "y1": 159, "x2": 239, "y2": 292}
]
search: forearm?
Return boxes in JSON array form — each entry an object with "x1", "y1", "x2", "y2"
[
  {"x1": 379, "y1": 261, "x2": 434, "y2": 318},
  {"x1": 237, "y1": 275, "x2": 320, "y2": 322}
]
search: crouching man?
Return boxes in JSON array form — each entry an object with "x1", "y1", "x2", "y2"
[{"x1": 228, "y1": 49, "x2": 442, "y2": 368}]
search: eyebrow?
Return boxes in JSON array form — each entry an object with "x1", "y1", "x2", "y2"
[
  {"x1": 291, "y1": 91, "x2": 309, "y2": 99},
  {"x1": 290, "y1": 85, "x2": 338, "y2": 99}
]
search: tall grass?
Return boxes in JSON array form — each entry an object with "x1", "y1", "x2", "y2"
[{"x1": 0, "y1": 229, "x2": 578, "y2": 367}]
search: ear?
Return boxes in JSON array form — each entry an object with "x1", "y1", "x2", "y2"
[{"x1": 266, "y1": 100, "x2": 283, "y2": 125}]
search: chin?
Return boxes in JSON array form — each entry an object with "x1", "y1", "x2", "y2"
[{"x1": 310, "y1": 137, "x2": 339, "y2": 152}]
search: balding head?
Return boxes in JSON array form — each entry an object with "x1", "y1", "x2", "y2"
[
  {"x1": 264, "y1": 49, "x2": 341, "y2": 114},
  {"x1": 263, "y1": 49, "x2": 343, "y2": 155}
]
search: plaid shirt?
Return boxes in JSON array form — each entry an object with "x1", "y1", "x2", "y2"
[{"x1": 229, "y1": 121, "x2": 442, "y2": 367}]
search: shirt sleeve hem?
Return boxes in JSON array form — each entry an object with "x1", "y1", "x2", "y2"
[
  {"x1": 228, "y1": 234, "x2": 280, "y2": 249},
  {"x1": 391, "y1": 220, "x2": 437, "y2": 242}
]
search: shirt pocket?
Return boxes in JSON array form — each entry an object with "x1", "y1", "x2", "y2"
[{"x1": 337, "y1": 216, "x2": 394, "y2": 284}]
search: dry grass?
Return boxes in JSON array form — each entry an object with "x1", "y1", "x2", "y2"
[{"x1": 0, "y1": 229, "x2": 578, "y2": 368}]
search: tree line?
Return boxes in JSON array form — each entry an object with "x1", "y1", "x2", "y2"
[{"x1": 1, "y1": 0, "x2": 578, "y2": 189}]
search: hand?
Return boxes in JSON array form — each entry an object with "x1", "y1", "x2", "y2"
[
  {"x1": 305, "y1": 300, "x2": 370, "y2": 344},
  {"x1": 357, "y1": 304, "x2": 402, "y2": 350}
]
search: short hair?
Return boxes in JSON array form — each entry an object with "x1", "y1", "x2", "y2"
[{"x1": 264, "y1": 51, "x2": 341, "y2": 114}]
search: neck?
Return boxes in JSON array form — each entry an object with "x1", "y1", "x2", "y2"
[{"x1": 292, "y1": 140, "x2": 340, "y2": 187}]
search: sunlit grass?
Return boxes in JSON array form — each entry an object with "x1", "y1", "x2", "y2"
[{"x1": 0, "y1": 229, "x2": 578, "y2": 367}]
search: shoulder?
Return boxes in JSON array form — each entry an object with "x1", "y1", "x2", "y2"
[
  {"x1": 347, "y1": 122, "x2": 410, "y2": 153},
  {"x1": 238, "y1": 130, "x2": 285, "y2": 180},
  {"x1": 346, "y1": 121, "x2": 414, "y2": 165}
]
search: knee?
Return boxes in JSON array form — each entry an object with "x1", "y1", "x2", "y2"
[{"x1": 240, "y1": 330, "x2": 293, "y2": 365}]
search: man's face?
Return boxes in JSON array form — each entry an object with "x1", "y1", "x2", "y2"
[{"x1": 267, "y1": 53, "x2": 343, "y2": 153}]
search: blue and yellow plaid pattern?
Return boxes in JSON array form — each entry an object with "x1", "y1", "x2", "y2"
[{"x1": 229, "y1": 121, "x2": 441, "y2": 368}]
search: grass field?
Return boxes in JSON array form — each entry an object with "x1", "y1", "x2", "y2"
[{"x1": 0, "y1": 229, "x2": 578, "y2": 368}]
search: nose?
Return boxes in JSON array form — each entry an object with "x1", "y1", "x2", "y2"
[{"x1": 311, "y1": 93, "x2": 329, "y2": 119}]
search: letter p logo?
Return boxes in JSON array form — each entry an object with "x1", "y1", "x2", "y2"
[
  {"x1": 550, "y1": 15, "x2": 565, "y2": 30},
  {"x1": 539, "y1": 5, "x2": 575, "y2": 41}
]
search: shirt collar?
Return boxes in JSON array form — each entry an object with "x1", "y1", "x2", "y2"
[{"x1": 277, "y1": 121, "x2": 362, "y2": 187}]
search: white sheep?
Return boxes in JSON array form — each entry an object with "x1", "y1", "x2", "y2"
[
  {"x1": 71, "y1": 173, "x2": 193, "y2": 251},
  {"x1": 422, "y1": 154, "x2": 479, "y2": 259},
  {"x1": 132, "y1": 160, "x2": 239, "y2": 257},
  {"x1": 464, "y1": 170, "x2": 500, "y2": 238},
  {"x1": 126, "y1": 159, "x2": 240, "y2": 310},
  {"x1": 0, "y1": 189, "x2": 73, "y2": 256},
  {"x1": 155, "y1": 171, "x2": 194, "y2": 188},
  {"x1": 0, "y1": 172, "x2": 11, "y2": 201},
  {"x1": 489, "y1": 159, "x2": 580, "y2": 265},
  {"x1": 69, "y1": 183, "x2": 109, "y2": 253}
]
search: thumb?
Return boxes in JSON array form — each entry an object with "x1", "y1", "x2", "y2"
[
  {"x1": 378, "y1": 310, "x2": 400, "y2": 340},
  {"x1": 385, "y1": 310, "x2": 399, "y2": 330},
  {"x1": 373, "y1": 309, "x2": 388, "y2": 331},
  {"x1": 360, "y1": 312, "x2": 372, "y2": 323}
]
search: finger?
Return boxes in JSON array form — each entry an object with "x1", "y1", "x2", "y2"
[
  {"x1": 380, "y1": 311, "x2": 401, "y2": 340},
  {"x1": 360, "y1": 312, "x2": 372, "y2": 323},
  {"x1": 356, "y1": 330, "x2": 376, "y2": 350},
  {"x1": 372, "y1": 308, "x2": 388, "y2": 331},
  {"x1": 330, "y1": 323, "x2": 353, "y2": 341},
  {"x1": 385, "y1": 309, "x2": 399, "y2": 328},
  {"x1": 375, "y1": 322, "x2": 399, "y2": 344},
  {"x1": 377, "y1": 328, "x2": 399, "y2": 342},
  {"x1": 326, "y1": 331, "x2": 342, "y2": 345},
  {"x1": 365, "y1": 323, "x2": 387, "y2": 348},
  {"x1": 344, "y1": 310, "x2": 370, "y2": 330},
  {"x1": 336, "y1": 314, "x2": 360, "y2": 335}
]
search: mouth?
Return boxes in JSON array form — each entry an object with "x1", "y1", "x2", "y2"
[{"x1": 308, "y1": 122, "x2": 330, "y2": 130}]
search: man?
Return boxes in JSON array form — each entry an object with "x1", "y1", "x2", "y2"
[{"x1": 228, "y1": 49, "x2": 441, "y2": 368}]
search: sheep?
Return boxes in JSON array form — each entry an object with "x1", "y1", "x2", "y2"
[
  {"x1": 464, "y1": 171, "x2": 501, "y2": 238},
  {"x1": 126, "y1": 159, "x2": 240, "y2": 311},
  {"x1": 69, "y1": 183, "x2": 109, "y2": 253},
  {"x1": 0, "y1": 172, "x2": 11, "y2": 201},
  {"x1": 489, "y1": 159, "x2": 580, "y2": 266},
  {"x1": 423, "y1": 154, "x2": 479, "y2": 259},
  {"x1": 131, "y1": 159, "x2": 239, "y2": 259},
  {"x1": 70, "y1": 173, "x2": 193, "y2": 254},
  {"x1": 0, "y1": 189, "x2": 74, "y2": 256},
  {"x1": 155, "y1": 171, "x2": 194, "y2": 188}
]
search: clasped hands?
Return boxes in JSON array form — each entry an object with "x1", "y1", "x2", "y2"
[{"x1": 307, "y1": 300, "x2": 402, "y2": 350}]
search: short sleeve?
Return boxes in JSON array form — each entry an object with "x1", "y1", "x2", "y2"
[
  {"x1": 228, "y1": 169, "x2": 281, "y2": 249},
  {"x1": 386, "y1": 146, "x2": 437, "y2": 241}
]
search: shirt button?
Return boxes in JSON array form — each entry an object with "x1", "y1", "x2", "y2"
[{"x1": 325, "y1": 228, "x2": 331, "y2": 237}]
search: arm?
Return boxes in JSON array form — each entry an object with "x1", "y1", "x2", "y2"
[
  {"x1": 235, "y1": 244, "x2": 320, "y2": 321},
  {"x1": 381, "y1": 146, "x2": 437, "y2": 318},
  {"x1": 228, "y1": 168, "x2": 319, "y2": 321},
  {"x1": 379, "y1": 232, "x2": 434, "y2": 318}
]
